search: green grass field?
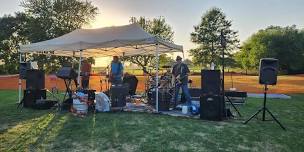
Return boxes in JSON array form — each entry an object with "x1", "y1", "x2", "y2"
[{"x1": 1, "y1": 90, "x2": 304, "y2": 152}]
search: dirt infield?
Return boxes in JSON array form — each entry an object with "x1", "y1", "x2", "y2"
[{"x1": 1, "y1": 74, "x2": 304, "y2": 94}]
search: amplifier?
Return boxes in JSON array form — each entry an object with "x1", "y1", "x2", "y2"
[{"x1": 110, "y1": 84, "x2": 129, "y2": 107}]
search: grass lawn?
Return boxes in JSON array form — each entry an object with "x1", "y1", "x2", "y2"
[{"x1": 0, "y1": 90, "x2": 304, "y2": 152}]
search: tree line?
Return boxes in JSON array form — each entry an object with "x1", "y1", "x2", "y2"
[
  {"x1": 0, "y1": 1, "x2": 303, "y2": 74},
  {"x1": 0, "y1": 0, "x2": 98, "y2": 74}
]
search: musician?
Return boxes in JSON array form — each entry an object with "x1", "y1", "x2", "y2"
[
  {"x1": 110, "y1": 56, "x2": 124, "y2": 84},
  {"x1": 81, "y1": 58, "x2": 91, "y2": 89},
  {"x1": 172, "y1": 56, "x2": 191, "y2": 105}
]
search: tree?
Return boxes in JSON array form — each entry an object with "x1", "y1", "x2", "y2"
[
  {"x1": 0, "y1": 13, "x2": 28, "y2": 74},
  {"x1": 159, "y1": 54, "x2": 175, "y2": 67},
  {"x1": 0, "y1": 0, "x2": 98, "y2": 74},
  {"x1": 121, "y1": 16, "x2": 174, "y2": 70},
  {"x1": 21, "y1": 0, "x2": 98, "y2": 73},
  {"x1": 236, "y1": 25, "x2": 304, "y2": 74},
  {"x1": 190, "y1": 7, "x2": 239, "y2": 67},
  {"x1": 183, "y1": 59, "x2": 193, "y2": 67}
]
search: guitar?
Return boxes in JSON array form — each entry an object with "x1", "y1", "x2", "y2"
[{"x1": 172, "y1": 74, "x2": 188, "y2": 86}]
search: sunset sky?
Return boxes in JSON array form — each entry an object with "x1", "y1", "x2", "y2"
[{"x1": 1, "y1": 0, "x2": 303, "y2": 66}]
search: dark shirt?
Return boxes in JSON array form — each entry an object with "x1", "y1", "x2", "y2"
[{"x1": 172, "y1": 62, "x2": 190, "y2": 84}]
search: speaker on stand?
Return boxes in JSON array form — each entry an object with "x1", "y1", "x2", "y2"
[{"x1": 244, "y1": 58, "x2": 286, "y2": 130}]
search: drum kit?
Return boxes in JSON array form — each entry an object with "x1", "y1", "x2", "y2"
[
  {"x1": 146, "y1": 67, "x2": 175, "y2": 105},
  {"x1": 97, "y1": 65, "x2": 176, "y2": 105}
]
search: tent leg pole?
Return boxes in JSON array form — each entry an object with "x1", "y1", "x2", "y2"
[
  {"x1": 18, "y1": 52, "x2": 22, "y2": 104},
  {"x1": 155, "y1": 44, "x2": 159, "y2": 112},
  {"x1": 78, "y1": 50, "x2": 83, "y2": 88}
]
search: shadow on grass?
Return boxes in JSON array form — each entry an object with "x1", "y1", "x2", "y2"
[
  {"x1": 1, "y1": 113, "x2": 55, "y2": 151},
  {"x1": 1, "y1": 90, "x2": 304, "y2": 151}
]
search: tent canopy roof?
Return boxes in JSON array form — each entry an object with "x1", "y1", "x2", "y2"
[{"x1": 19, "y1": 23, "x2": 183, "y2": 57}]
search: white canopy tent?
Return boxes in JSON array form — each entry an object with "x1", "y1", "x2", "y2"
[{"x1": 19, "y1": 23, "x2": 183, "y2": 112}]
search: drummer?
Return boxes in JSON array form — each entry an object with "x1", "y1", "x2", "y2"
[{"x1": 160, "y1": 69, "x2": 172, "y2": 88}]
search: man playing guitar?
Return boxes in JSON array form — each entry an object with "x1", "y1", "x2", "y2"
[{"x1": 172, "y1": 56, "x2": 191, "y2": 105}]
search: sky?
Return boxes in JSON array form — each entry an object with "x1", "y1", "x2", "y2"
[{"x1": 1, "y1": 0, "x2": 304, "y2": 66}]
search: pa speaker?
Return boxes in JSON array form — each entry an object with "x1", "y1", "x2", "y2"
[
  {"x1": 259, "y1": 58, "x2": 278, "y2": 85},
  {"x1": 26, "y1": 69, "x2": 45, "y2": 90},
  {"x1": 200, "y1": 94, "x2": 224, "y2": 121},
  {"x1": 19, "y1": 62, "x2": 30, "y2": 79},
  {"x1": 201, "y1": 70, "x2": 221, "y2": 95}
]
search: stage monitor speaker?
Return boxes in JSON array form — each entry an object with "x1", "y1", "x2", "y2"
[
  {"x1": 123, "y1": 74, "x2": 138, "y2": 95},
  {"x1": 23, "y1": 89, "x2": 46, "y2": 108},
  {"x1": 200, "y1": 94, "x2": 224, "y2": 121},
  {"x1": 110, "y1": 84, "x2": 129, "y2": 107},
  {"x1": 201, "y1": 70, "x2": 221, "y2": 95},
  {"x1": 259, "y1": 58, "x2": 278, "y2": 85},
  {"x1": 26, "y1": 69, "x2": 45, "y2": 90}
]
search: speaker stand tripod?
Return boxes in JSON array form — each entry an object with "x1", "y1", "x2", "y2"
[{"x1": 244, "y1": 85, "x2": 286, "y2": 130}]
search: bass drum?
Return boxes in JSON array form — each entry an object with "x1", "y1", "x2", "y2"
[{"x1": 147, "y1": 88, "x2": 173, "y2": 107}]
